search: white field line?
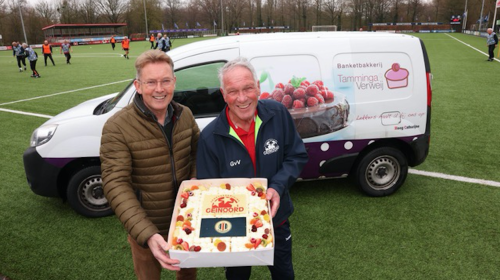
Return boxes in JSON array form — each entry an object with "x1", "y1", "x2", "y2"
[
  {"x1": 445, "y1": 33, "x2": 499, "y2": 62},
  {"x1": 0, "y1": 80, "x2": 130, "y2": 106},
  {"x1": 409, "y1": 169, "x2": 500, "y2": 188},
  {"x1": 0, "y1": 108, "x2": 53, "y2": 118}
]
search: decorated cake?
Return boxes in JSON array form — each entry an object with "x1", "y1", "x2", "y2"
[
  {"x1": 168, "y1": 179, "x2": 273, "y2": 254},
  {"x1": 259, "y1": 77, "x2": 349, "y2": 138}
]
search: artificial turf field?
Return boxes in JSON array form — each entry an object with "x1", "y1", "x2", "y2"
[{"x1": 0, "y1": 33, "x2": 499, "y2": 279}]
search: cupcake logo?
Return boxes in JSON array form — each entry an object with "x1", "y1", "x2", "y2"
[
  {"x1": 214, "y1": 220, "x2": 232, "y2": 234},
  {"x1": 384, "y1": 63, "x2": 409, "y2": 89}
]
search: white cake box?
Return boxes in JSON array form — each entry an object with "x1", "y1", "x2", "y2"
[{"x1": 167, "y1": 178, "x2": 274, "y2": 268}]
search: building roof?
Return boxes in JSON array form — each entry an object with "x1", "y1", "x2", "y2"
[{"x1": 42, "y1": 23, "x2": 126, "y2": 31}]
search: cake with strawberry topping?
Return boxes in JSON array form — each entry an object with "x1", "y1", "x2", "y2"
[
  {"x1": 169, "y1": 180, "x2": 273, "y2": 254},
  {"x1": 260, "y1": 77, "x2": 349, "y2": 138}
]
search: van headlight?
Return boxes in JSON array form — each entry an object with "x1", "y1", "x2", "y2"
[{"x1": 30, "y1": 124, "x2": 58, "y2": 147}]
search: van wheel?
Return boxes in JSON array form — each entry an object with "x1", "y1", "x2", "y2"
[
  {"x1": 67, "y1": 166, "x2": 113, "y2": 218},
  {"x1": 355, "y1": 147, "x2": 408, "y2": 196}
]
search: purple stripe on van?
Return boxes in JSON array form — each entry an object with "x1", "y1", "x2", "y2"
[
  {"x1": 45, "y1": 158, "x2": 76, "y2": 168},
  {"x1": 299, "y1": 135, "x2": 421, "y2": 179}
]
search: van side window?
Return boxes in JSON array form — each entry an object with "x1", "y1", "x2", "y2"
[{"x1": 174, "y1": 62, "x2": 226, "y2": 117}]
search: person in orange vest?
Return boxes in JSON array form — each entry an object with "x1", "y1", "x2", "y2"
[
  {"x1": 110, "y1": 35, "x2": 116, "y2": 50},
  {"x1": 149, "y1": 34, "x2": 155, "y2": 49},
  {"x1": 42, "y1": 40, "x2": 55, "y2": 66},
  {"x1": 121, "y1": 37, "x2": 130, "y2": 59}
]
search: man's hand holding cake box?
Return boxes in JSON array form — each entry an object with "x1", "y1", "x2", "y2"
[{"x1": 192, "y1": 57, "x2": 309, "y2": 279}]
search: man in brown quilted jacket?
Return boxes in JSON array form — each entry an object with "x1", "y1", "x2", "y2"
[{"x1": 100, "y1": 50, "x2": 199, "y2": 280}]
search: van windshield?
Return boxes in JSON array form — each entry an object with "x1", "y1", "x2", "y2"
[{"x1": 97, "y1": 81, "x2": 135, "y2": 115}]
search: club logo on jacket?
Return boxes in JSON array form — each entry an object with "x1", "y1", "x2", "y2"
[{"x1": 263, "y1": 138, "x2": 279, "y2": 155}]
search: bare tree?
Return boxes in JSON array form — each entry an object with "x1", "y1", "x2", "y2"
[
  {"x1": 184, "y1": 1, "x2": 203, "y2": 28},
  {"x1": 225, "y1": 0, "x2": 245, "y2": 30},
  {"x1": 57, "y1": 0, "x2": 80, "y2": 23},
  {"x1": 164, "y1": 0, "x2": 181, "y2": 28},
  {"x1": 408, "y1": 0, "x2": 421, "y2": 22},
  {"x1": 313, "y1": 0, "x2": 322, "y2": 25},
  {"x1": 79, "y1": 0, "x2": 99, "y2": 23},
  {"x1": 35, "y1": 0, "x2": 57, "y2": 26},
  {"x1": 373, "y1": 0, "x2": 390, "y2": 22},
  {"x1": 350, "y1": 0, "x2": 364, "y2": 30},
  {"x1": 97, "y1": 0, "x2": 128, "y2": 23},
  {"x1": 194, "y1": 0, "x2": 220, "y2": 30}
]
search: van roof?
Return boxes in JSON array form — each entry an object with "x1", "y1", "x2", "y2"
[{"x1": 169, "y1": 32, "x2": 418, "y2": 57}]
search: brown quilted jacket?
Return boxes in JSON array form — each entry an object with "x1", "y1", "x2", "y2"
[{"x1": 100, "y1": 94, "x2": 199, "y2": 247}]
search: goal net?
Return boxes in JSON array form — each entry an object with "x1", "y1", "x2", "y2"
[{"x1": 312, "y1": 25, "x2": 338, "y2": 32}]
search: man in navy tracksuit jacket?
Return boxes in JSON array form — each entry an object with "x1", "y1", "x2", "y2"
[{"x1": 197, "y1": 57, "x2": 308, "y2": 280}]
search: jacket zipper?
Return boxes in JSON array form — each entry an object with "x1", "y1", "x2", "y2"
[{"x1": 155, "y1": 115, "x2": 180, "y2": 192}]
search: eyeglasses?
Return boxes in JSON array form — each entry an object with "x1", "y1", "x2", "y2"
[{"x1": 138, "y1": 78, "x2": 174, "y2": 89}]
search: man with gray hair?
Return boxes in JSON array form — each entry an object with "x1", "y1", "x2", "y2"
[
  {"x1": 486, "y1": 28, "x2": 498, "y2": 61},
  {"x1": 196, "y1": 57, "x2": 308, "y2": 280}
]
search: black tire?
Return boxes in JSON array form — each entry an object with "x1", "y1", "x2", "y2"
[
  {"x1": 66, "y1": 166, "x2": 113, "y2": 218},
  {"x1": 354, "y1": 147, "x2": 408, "y2": 197}
]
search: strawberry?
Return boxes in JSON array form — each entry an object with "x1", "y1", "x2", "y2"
[
  {"x1": 194, "y1": 246, "x2": 202, "y2": 252},
  {"x1": 177, "y1": 215, "x2": 184, "y2": 222},
  {"x1": 284, "y1": 83, "x2": 295, "y2": 95},
  {"x1": 246, "y1": 184, "x2": 256, "y2": 192},
  {"x1": 281, "y1": 95, "x2": 292, "y2": 109},
  {"x1": 292, "y1": 87, "x2": 306, "y2": 99},
  {"x1": 312, "y1": 80, "x2": 324, "y2": 87},
  {"x1": 253, "y1": 238, "x2": 262, "y2": 249},
  {"x1": 181, "y1": 192, "x2": 189, "y2": 199},
  {"x1": 275, "y1": 82, "x2": 285, "y2": 89},
  {"x1": 306, "y1": 85, "x2": 319, "y2": 97},
  {"x1": 255, "y1": 219, "x2": 264, "y2": 228},
  {"x1": 292, "y1": 100, "x2": 305, "y2": 109},
  {"x1": 182, "y1": 241, "x2": 189, "y2": 251},
  {"x1": 260, "y1": 92, "x2": 271, "y2": 99},
  {"x1": 272, "y1": 89, "x2": 285, "y2": 102},
  {"x1": 307, "y1": 97, "x2": 319, "y2": 107},
  {"x1": 320, "y1": 89, "x2": 328, "y2": 99},
  {"x1": 300, "y1": 80, "x2": 310, "y2": 87},
  {"x1": 324, "y1": 90, "x2": 334, "y2": 103},
  {"x1": 315, "y1": 93, "x2": 325, "y2": 104}
]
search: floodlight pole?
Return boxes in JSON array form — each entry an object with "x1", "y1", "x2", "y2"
[
  {"x1": 143, "y1": 0, "x2": 149, "y2": 37},
  {"x1": 462, "y1": 0, "x2": 468, "y2": 31},
  {"x1": 492, "y1": 1, "x2": 499, "y2": 30},
  {"x1": 221, "y1": 0, "x2": 224, "y2": 36},
  {"x1": 479, "y1": 0, "x2": 485, "y2": 31},
  {"x1": 18, "y1": 4, "x2": 28, "y2": 44}
]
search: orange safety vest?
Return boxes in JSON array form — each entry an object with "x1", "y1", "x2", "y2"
[
  {"x1": 122, "y1": 39, "x2": 130, "y2": 49},
  {"x1": 150, "y1": 35, "x2": 155, "y2": 42},
  {"x1": 111, "y1": 37, "x2": 116, "y2": 43},
  {"x1": 42, "y1": 44, "x2": 51, "y2": 54}
]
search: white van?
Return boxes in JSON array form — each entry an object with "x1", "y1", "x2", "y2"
[{"x1": 23, "y1": 32, "x2": 432, "y2": 217}]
